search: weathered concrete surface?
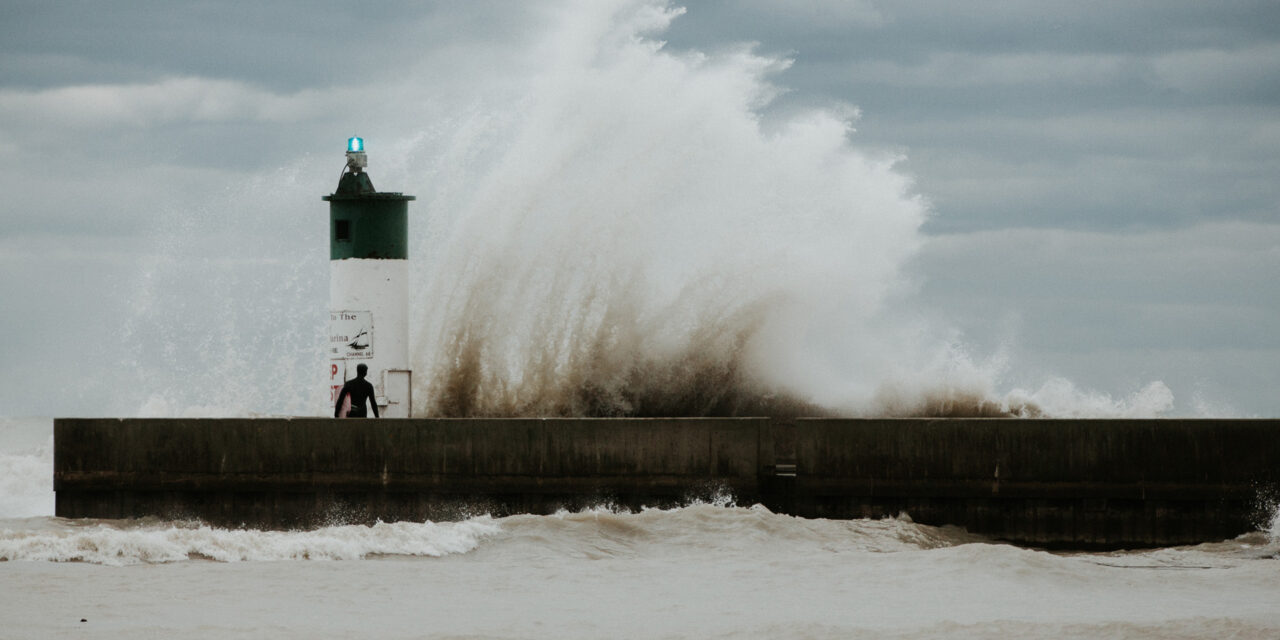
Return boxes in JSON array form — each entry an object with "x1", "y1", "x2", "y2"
[
  {"x1": 55, "y1": 418, "x2": 762, "y2": 529},
  {"x1": 769, "y1": 419, "x2": 1280, "y2": 547},
  {"x1": 55, "y1": 417, "x2": 1280, "y2": 548}
]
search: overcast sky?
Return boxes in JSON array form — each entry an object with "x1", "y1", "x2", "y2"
[{"x1": 2, "y1": 0, "x2": 1277, "y2": 417}]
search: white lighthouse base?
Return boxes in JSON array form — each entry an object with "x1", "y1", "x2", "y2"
[{"x1": 328, "y1": 258, "x2": 412, "y2": 417}]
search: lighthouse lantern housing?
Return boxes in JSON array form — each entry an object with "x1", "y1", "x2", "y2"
[{"x1": 345, "y1": 137, "x2": 367, "y2": 171}]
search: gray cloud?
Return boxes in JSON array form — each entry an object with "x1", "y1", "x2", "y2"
[
  {"x1": 916, "y1": 222, "x2": 1280, "y2": 414},
  {"x1": 665, "y1": 1, "x2": 1280, "y2": 234}
]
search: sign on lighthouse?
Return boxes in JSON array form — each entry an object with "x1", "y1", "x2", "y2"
[
  {"x1": 329, "y1": 310, "x2": 374, "y2": 359},
  {"x1": 323, "y1": 137, "x2": 416, "y2": 417}
]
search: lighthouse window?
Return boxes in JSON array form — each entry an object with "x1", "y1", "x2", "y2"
[{"x1": 335, "y1": 220, "x2": 351, "y2": 242}]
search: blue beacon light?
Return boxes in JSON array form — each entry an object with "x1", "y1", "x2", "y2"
[{"x1": 345, "y1": 137, "x2": 368, "y2": 172}]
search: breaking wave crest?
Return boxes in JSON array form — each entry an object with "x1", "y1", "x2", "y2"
[
  {"x1": 406, "y1": 0, "x2": 1173, "y2": 419},
  {"x1": 406, "y1": 2, "x2": 896, "y2": 418},
  {"x1": 0, "y1": 502, "x2": 980, "y2": 566},
  {"x1": 0, "y1": 518, "x2": 501, "y2": 566},
  {"x1": 488, "y1": 504, "x2": 978, "y2": 562},
  {"x1": 407, "y1": 1, "x2": 932, "y2": 418}
]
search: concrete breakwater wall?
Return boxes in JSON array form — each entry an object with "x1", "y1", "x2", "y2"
[{"x1": 54, "y1": 418, "x2": 1280, "y2": 548}]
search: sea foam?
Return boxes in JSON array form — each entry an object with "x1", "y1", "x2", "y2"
[{"x1": 0, "y1": 518, "x2": 500, "y2": 566}]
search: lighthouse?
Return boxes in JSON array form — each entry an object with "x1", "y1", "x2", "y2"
[{"x1": 323, "y1": 137, "x2": 416, "y2": 417}]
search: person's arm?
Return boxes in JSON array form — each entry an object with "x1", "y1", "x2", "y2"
[{"x1": 370, "y1": 381, "x2": 380, "y2": 418}]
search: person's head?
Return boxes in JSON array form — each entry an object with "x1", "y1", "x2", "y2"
[{"x1": 356, "y1": 363, "x2": 368, "y2": 378}]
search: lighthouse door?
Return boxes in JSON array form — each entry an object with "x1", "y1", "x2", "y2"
[{"x1": 383, "y1": 369, "x2": 412, "y2": 418}]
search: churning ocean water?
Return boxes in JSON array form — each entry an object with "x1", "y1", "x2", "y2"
[{"x1": 3, "y1": 417, "x2": 1279, "y2": 639}]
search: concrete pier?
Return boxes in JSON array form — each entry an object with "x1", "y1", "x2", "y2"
[{"x1": 54, "y1": 417, "x2": 1280, "y2": 548}]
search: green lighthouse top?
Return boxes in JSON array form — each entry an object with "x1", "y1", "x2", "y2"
[{"x1": 324, "y1": 137, "x2": 415, "y2": 259}]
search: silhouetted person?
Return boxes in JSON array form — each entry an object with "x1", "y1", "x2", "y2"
[{"x1": 334, "y1": 363, "x2": 379, "y2": 418}]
